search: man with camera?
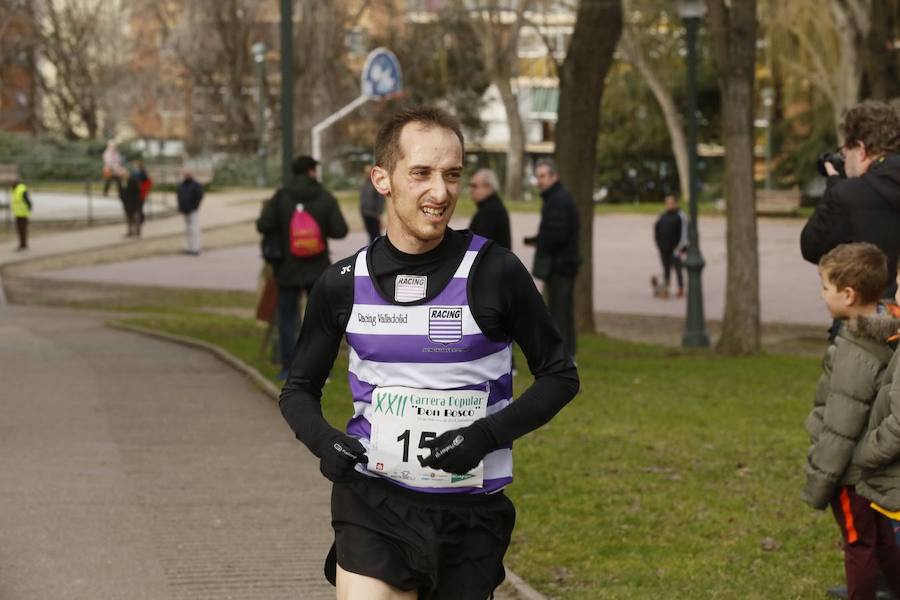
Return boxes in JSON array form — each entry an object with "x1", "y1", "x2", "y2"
[{"x1": 801, "y1": 100, "x2": 900, "y2": 299}]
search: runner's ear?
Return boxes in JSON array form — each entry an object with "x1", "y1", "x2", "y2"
[{"x1": 371, "y1": 165, "x2": 391, "y2": 196}]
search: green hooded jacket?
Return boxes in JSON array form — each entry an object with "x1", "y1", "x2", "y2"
[
  {"x1": 853, "y1": 314, "x2": 900, "y2": 511},
  {"x1": 802, "y1": 313, "x2": 898, "y2": 510}
]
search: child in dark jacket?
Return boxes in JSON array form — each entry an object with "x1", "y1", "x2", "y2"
[{"x1": 803, "y1": 242, "x2": 900, "y2": 600}]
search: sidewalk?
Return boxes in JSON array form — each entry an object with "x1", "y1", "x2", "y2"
[
  {"x1": 0, "y1": 188, "x2": 268, "y2": 270},
  {"x1": 27, "y1": 208, "x2": 830, "y2": 328},
  {"x1": 0, "y1": 305, "x2": 334, "y2": 599}
]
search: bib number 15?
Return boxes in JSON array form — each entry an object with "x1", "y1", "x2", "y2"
[{"x1": 397, "y1": 429, "x2": 436, "y2": 463}]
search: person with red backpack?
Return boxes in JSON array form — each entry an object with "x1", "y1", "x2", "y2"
[{"x1": 256, "y1": 155, "x2": 349, "y2": 379}]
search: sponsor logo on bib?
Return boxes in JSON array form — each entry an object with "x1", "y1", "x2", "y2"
[{"x1": 428, "y1": 306, "x2": 463, "y2": 344}]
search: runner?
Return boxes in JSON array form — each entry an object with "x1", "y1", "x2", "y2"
[{"x1": 279, "y1": 106, "x2": 579, "y2": 600}]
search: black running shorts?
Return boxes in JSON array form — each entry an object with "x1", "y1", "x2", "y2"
[{"x1": 325, "y1": 475, "x2": 516, "y2": 600}]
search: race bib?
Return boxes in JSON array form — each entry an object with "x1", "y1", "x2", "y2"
[{"x1": 367, "y1": 386, "x2": 488, "y2": 488}]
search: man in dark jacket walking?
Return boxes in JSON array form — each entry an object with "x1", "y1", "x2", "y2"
[
  {"x1": 524, "y1": 158, "x2": 580, "y2": 358},
  {"x1": 800, "y1": 100, "x2": 900, "y2": 298},
  {"x1": 653, "y1": 194, "x2": 688, "y2": 298},
  {"x1": 468, "y1": 168, "x2": 511, "y2": 250},
  {"x1": 256, "y1": 155, "x2": 349, "y2": 378},
  {"x1": 176, "y1": 170, "x2": 204, "y2": 255}
]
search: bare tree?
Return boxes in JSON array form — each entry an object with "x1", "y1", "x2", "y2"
[
  {"x1": 618, "y1": 5, "x2": 689, "y2": 201},
  {"x1": 292, "y1": 0, "x2": 358, "y2": 157},
  {"x1": 708, "y1": 0, "x2": 760, "y2": 355},
  {"x1": 765, "y1": 0, "x2": 871, "y2": 138},
  {"x1": 36, "y1": 0, "x2": 134, "y2": 139},
  {"x1": 462, "y1": 0, "x2": 528, "y2": 202},
  {"x1": 555, "y1": 0, "x2": 623, "y2": 334}
]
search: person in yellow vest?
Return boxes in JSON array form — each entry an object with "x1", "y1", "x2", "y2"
[{"x1": 10, "y1": 178, "x2": 32, "y2": 251}]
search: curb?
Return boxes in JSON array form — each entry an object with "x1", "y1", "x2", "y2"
[{"x1": 107, "y1": 320, "x2": 548, "y2": 600}]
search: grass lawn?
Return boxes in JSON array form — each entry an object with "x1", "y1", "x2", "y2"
[{"x1": 111, "y1": 296, "x2": 838, "y2": 599}]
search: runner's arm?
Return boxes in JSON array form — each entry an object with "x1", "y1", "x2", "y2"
[
  {"x1": 279, "y1": 259, "x2": 353, "y2": 456},
  {"x1": 473, "y1": 249, "x2": 580, "y2": 448}
]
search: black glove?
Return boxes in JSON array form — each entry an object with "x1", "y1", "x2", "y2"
[
  {"x1": 418, "y1": 422, "x2": 495, "y2": 475},
  {"x1": 317, "y1": 433, "x2": 368, "y2": 483}
]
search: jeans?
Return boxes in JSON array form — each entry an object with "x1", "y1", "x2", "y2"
[{"x1": 277, "y1": 285, "x2": 314, "y2": 371}]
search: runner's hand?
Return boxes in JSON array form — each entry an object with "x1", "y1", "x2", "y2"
[
  {"x1": 318, "y1": 434, "x2": 368, "y2": 483},
  {"x1": 419, "y1": 422, "x2": 493, "y2": 475}
]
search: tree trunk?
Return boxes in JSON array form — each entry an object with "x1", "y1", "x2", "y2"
[
  {"x1": 555, "y1": 0, "x2": 623, "y2": 336},
  {"x1": 620, "y1": 26, "x2": 690, "y2": 202},
  {"x1": 496, "y1": 75, "x2": 525, "y2": 201},
  {"x1": 708, "y1": 0, "x2": 760, "y2": 355}
]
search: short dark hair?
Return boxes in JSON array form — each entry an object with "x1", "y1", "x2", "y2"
[
  {"x1": 292, "y1": 155, "x2": 319, "y2": 175},
  {"x1": 841, "y1": 100, "x2": 900, "y2": 156},
  {"x1": 374, "y1": 106, "x2": 464, "y2": 175},
  {"x1": 819, "y1": 242, "x2": 889, "y2": 303}
]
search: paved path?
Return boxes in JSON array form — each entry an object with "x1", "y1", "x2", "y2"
[
  {"x1": 0, "y1": 305, "x2": 333, "y2": 599},
  {"x1": 1, "y1": 191, "x2": 174, "y2": 223},
  {"x1": 37, "y1": 211, "x2": 830, "y2": 327}
]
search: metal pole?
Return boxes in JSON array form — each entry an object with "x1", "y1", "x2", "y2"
[
  {"x1": 682, "y1": 16, "x2": 710, "y2": 348},
  {"x1": 253, "y1": 43, "x2": 268, "y2": 188},
  {"x1": 280, "y1": 0, "x2": 294, "y2": 186}
]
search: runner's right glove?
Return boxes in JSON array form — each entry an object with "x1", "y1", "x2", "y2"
[{"x1": 317, "y1": 433, "x2": 368, "y2": 483}]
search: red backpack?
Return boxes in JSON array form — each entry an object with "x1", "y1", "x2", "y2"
[{"x1": 289, "y1": 203, "x2": 326, "y2": 257}]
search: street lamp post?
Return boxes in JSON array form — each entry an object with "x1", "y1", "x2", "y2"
[
  {"x1": 252, "y1": 42, "x2": 268, "y2": 188},
  {"x1": 678, "y1": 0, "x2": 710, "y2": 348}
]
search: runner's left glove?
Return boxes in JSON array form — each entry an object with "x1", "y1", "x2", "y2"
[
  {"x1": 419, "y1": 421, "x2": 494, "y2": 475},
  {"x1": 317, "y1": 433, "x2": 368, "y2": 483}
]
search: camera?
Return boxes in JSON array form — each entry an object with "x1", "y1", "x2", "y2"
[{"x1": 816, "y1": 151, "x2": 846, "y2": 178}]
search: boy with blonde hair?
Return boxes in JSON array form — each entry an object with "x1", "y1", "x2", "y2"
[{"x1": 803, "y1": 242, "x2": 900, "y2": 600}]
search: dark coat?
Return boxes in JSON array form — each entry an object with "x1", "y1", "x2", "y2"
[
  {"x1": 469, "y1": 193, "x2": 511, "y2": 250},
  {"x1": 537, "y1": 181, "x2": 580, "y2": 277},
  {"x1": 256, "y1": 174, "x2": 348, "y2": 289},
  {"x1": 654, "y1": 209, "x2": 687, "y2": 253},
  {"x1": 119, "y1": 174, "x2": 141, "y2": 214},
  {"x1": 176, "y1": 177, "x2": 204, "y2": 214},
  {"x1": 800, "y1": 155, "x2": 900, "y2": 295}
]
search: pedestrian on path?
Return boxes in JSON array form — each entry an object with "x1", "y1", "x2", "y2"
[
  {"x1": 279, "y1": 107, "x2": 579, "y2": 599},
  {"x1": 256, "y1": 155, "x2": 348, "y2": 379},
  {"x1": 359, "y1": 164, "x2": 385, "y2": 243},
  {"x1": 652, "y1": 194, "x2": 688, "y2": 298},
  {"x1": 102, "y1": 140, "x2": 123, "y2": 197},
  {"x1": 524, "y1": 158, "x2": 581, "y2": 358},
  {"x1": 10, "y1": 177, "x2": 32, "y2": 251},
  {"x1": 801, "y1": 243, "x2": 900, "y2": 600},
  {"x1": 119, "y1": 166, "x2": 142, "y2": 238},
  {"x1": 468, "y1": 168, "x2": 511, "y2": 250},
  {"x1": 176, "y1": 170, "x2": 204, "y2": 255}
]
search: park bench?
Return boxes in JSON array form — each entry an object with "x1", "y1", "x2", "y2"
[{"x1": 755, "y1": 188, "x2": 802, "y2": 217}]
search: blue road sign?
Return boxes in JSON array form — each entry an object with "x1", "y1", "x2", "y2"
[{"x1": 361, "y1": 48, "x2": 403, "y2": 98}]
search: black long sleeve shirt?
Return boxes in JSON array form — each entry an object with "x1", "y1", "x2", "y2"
[{"x1": 279, "y1": 228, "x2": 579, "y2": 456}]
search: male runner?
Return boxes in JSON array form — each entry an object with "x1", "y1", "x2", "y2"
[{"x1": 279, "y1": 106, "x2": 579, "y2": 599}]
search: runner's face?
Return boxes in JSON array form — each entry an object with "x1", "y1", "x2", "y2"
[{"x1": 375, "y1": 123, "x2": 462, "y2": 254}]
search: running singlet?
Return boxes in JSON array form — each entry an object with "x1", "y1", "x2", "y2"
[{"x1": 344, "y1": 234, "x2": 514, "y2": 494}]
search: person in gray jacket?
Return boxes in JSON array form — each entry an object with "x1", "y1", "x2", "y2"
[
  {"x1": 803, "y1": 243, "x2": 900, "y2": 599},
  {"x1": 854, "y1": 263, "x2": 900, "y2": 516}
]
